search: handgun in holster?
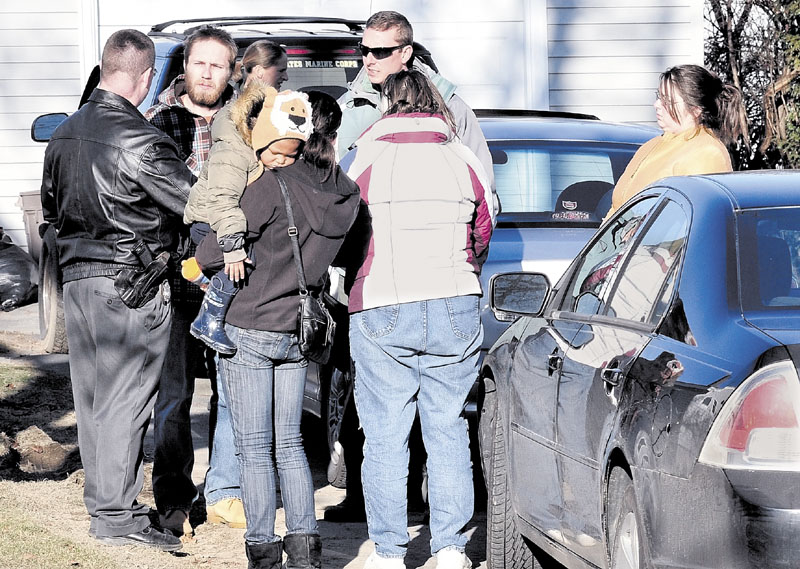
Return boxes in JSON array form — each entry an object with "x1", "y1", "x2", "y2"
[{"x1": 114, "y1": 239, "x2": 171, "y2": 309}]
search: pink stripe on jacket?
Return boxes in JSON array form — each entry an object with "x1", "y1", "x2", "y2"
[{"x1": 346, "y1": 112, "x2": 493, "y2": 313}]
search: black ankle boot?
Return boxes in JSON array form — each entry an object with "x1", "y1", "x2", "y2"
[
  {"x1": 323, "y1": 497, "x2": 366, "y2": 523},
  {"x1": 246, "y1": 540, "x2": 284, "y2": 569},
  {"x1": 283, "y1": 533, "x2": 322, "y2": 569},
  {"x1": 190, "y1": 276, "x2": 237, "y2": 354}
]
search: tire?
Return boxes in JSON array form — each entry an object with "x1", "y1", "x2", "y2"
[
  {"x1": 325, "y1": 359, "x2": 353, "y2": 488},
  {"x1": 38, "y1": 227, "x2": 68, "y2": 354},
  {"x1": 484, "y1": 399, "x2": 535, "y2": 569},
  {"x1": 607, "y1": 467, "x2": 646, "y2": 569}
]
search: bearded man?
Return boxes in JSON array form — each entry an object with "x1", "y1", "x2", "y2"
[{"x1": 144, "y1": 25, "x2": 244, "y2": 536}]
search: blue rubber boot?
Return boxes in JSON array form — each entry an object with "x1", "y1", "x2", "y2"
[{"x1": 190, "y1": 276, "x2": 237, "y2": 355}]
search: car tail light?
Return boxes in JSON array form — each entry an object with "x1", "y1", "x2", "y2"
[
  {"x1": 286, "y1": 48, "x2": 311, "y2": 55},
  {"x1": 699, "y1": 360, "x2": 800, "y2": 471}
]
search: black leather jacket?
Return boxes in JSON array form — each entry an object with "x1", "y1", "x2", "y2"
[{"x1": 41, "y1": 89, "x2": 194, "y2": 283}]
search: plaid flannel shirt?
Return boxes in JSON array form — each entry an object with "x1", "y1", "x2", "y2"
[{"x1": 145, "y1": 75, "x2": 236, "y2": 305}]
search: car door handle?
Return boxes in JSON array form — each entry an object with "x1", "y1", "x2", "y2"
[
  {"x1": 547, "y1": 352, "x2": 562, "y2": 376},
  {"x1": 601, "y1": 366, "x2": 623, "y2": 386}
]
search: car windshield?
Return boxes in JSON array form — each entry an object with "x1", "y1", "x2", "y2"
[
  {"x1": 738, "y1": 207, "x2": 800, "y2": 312},
  {"x1": 490, "y1": 140, "x2": 639, "y2": 228}
]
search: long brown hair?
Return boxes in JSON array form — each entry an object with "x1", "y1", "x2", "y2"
[
  {"x1": 382, "y1": 69, "x2": 456, "y2": 133},
  {"x1": 660, "y1": 64, "x2": 745, "y2": 145}
]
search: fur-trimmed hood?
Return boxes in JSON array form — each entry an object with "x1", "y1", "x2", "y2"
[{"x1": 229, "y1": 81, "x2": 276, "y2": 149}]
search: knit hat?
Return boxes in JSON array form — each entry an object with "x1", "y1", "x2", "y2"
[{"x1": 251, "y1": 89, "x2": 314, "y2": 155}]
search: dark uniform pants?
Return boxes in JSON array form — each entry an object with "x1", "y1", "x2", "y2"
[{"x1": 64, "y1": 275, "x2": 172, "y2": 537}]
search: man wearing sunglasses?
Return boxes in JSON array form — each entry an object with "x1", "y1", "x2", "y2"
[
  {"x1": 328, "y1": 6, "x2": 497, "y2": 542},
  {"x1": 337, "y1": 10, "x2": 497, "y2": 218}
]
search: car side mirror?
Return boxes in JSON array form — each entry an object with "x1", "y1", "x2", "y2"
[
  {"x1": 31, "y1": 113, "x2": 68, "y2": 142},
  {"x1": 490, "y1": 272, "x2": 551, "y2": 321}
]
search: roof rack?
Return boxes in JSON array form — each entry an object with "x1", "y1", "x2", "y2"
[
  {"x1": 475, "y1": 109, "x2": 600, "y2": 121},
  {"x1": 150, "y1": 16, "x2": 365, "y2": 35}
]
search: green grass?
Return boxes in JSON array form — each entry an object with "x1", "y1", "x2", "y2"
[
  {"x1": 0, "y1": 509, "x2": 116, "y2": 569},
  {"x1": 0, "y1": 365, "x2": 35, "y2": 396}
]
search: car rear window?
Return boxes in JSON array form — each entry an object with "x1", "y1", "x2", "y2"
[
  {"x1": 148, "y1": 45, "x2": 362, "y2": 107},
  {"x1": 490, "y1": 140, "x2": 639, "y2": 228},
  {"x1": 738, "y1": 207, "x2": 800, "y2": 311},
  {"x1": 283, "y1": 57, "x2": 360, "y2": 100}
]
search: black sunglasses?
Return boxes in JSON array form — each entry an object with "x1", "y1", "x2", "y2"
[{"x1": 358, "y1": 42, "x2": 406, "y2": 60}]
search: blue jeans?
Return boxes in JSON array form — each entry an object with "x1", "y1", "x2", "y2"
[
  {"x1": 349, "y1": 296, "x2": 483, "y2": 558},
  {"x1": 219, "y1": 324, "x2": 318, "y2": 544},
  {"x1": 188, "y1": 221, "x2": 242, "y2": 505},
  {"x1": 204, "y1": 353, "x2": 243, "y2": 505}
]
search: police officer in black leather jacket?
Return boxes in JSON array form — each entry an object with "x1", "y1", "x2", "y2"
[{"x1": 40, "y1": 29, "x2": 194, "y2": 552}]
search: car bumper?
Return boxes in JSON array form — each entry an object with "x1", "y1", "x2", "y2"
[{"x1": 636, "y1": 463, "x2": 800, "y2": 568}]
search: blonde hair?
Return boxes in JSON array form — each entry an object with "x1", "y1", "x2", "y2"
[{"x1": 233, "y1": 40, "x2": 286, "y2": 85}]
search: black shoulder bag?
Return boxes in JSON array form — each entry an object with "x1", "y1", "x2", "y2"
[{"x1": 274, "y1": 170, "x2": 336, "y2": 364}]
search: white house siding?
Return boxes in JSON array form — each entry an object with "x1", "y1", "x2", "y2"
[
  {"x1": 546, "y1": 0, "x2": 704, "y2": 123},
  {"x1": 96, "y1": 1, "x2": 538, "y2": 107},
  {"x1": 1, "y1": 0, "x2": 701, "y2": 251},
  {"x1": 0, "y1": 0, "x2": 84, "y2": 250}
]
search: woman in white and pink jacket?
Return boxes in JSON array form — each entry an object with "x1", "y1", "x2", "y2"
[{"x1": 344, "y1": 69, "x2": 493, "y2": 569}]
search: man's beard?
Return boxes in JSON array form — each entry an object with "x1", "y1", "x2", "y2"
[{"x1": 185, "y1": 75, "x2": 227, "y2": 108}]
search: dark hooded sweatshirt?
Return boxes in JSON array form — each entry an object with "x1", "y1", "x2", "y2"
[{"x1": 195, "y1": 158, "x2": 360, "y2": 332}]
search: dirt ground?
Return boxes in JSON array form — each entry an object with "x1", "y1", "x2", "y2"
[{"x1": 0, "y1": 329, "x2": 487, "y2": 569}]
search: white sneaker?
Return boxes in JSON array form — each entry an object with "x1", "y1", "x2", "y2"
[
  {"x1": 364, "y1": 550, "x2": 406, "y2": 569},
  {"x1": 435, "y1": 548, "x2": 472, "y2": 569}
]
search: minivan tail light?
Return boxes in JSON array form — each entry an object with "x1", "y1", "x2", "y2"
[
  {"x1": 699, "y1": 360, "x2": 800, "y2": 471},
  {"x1": 286, "y1": 48, "x2": 311, "y2": 55}
]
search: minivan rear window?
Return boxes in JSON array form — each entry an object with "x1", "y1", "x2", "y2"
[{"x1": 490, "y1": 140, "x2": 639, "y2": 228}]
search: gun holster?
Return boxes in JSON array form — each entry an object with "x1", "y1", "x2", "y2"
[{"x1": 114, "y1": 240, "x2": 170, "y2": 309}]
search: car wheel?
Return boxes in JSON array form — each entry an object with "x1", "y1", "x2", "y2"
[
  {"x1": 607, "y1": 467, "x2": 645, "y2": 569},
  {"x1": 325, "y1": 360, "x2": 353, "y2": 488},
  {"x1": 38, "y1": 226, "x2": 68, "y2": 354},
  {"x1": 484, "y1": 399, "x2": 535, "y2": 569}
]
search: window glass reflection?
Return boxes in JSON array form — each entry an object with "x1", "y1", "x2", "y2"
[{"x1": 608, "y1": 200, "x2": 688, "y2": 322}]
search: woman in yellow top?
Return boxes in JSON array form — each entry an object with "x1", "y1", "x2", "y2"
[{"x1": 605, "y1": 64, "x2": 745, "y2": 220}]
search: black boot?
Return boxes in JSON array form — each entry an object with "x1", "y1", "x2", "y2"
[
  {"x1": 190, "y1": 275, "x2": 237, "y2": 354},
  {"x1": 283, "y1": 533, "x2": 322, "y2": 569},
  {"x1": 323, "y1": 496, "x2": 365, "y2": 522},
  {"x1": 246, "y1": 540, "x2": 283, "y2": 569}
]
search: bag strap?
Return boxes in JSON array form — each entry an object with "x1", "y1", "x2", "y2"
[{"x1": 274, "y1": 170, "x2": 308, "y2": 295}]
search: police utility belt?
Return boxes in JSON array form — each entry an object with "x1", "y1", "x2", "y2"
[{"x1": 114, "y1": 240, "x2": 171, "y2": 308}]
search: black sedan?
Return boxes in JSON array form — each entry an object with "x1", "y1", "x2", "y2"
[{"x1": 479, "y1": 171, "x2": 800, "y2": 569}]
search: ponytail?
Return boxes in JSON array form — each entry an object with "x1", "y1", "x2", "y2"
[
  {"x1": 714, "y1": 83, "x2": 745, "y2": 146},
  {"x1": 662, "y1": 64, "x2": 746, "y2": 146},
  {"x1": 303, "y1": 91, "x2": 342, "y2": 182}
]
